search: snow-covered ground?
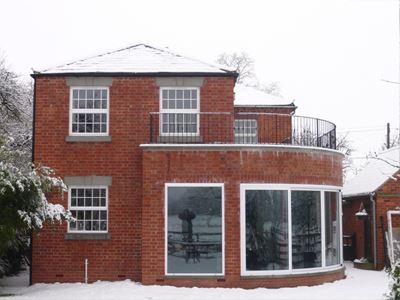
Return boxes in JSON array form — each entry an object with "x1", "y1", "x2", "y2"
[{"x1": 0, "y1": 262, "x2": 389, "y2": 300}]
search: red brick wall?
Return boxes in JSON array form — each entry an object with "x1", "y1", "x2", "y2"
[
  {"x1": 32, "y1": 76, "x2": 236, "y2": 283},
  {"x1": 343, "y1": 172, "x2": 400, "y2": 270},
  {"x1": 375, "y1": 172, "x2": 400, "y2": 269},
  {"x1": 234, "y1": 106, "x2": 295, "y2": 144},
  {"x1": 342, "y1": 197, "x2": 372, "y2": 260},
  {"x1": 141, "y1": 147, "x2": 344, "y2": 287}
]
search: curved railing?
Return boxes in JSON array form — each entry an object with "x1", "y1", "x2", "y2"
[{"x1": 148, "y1": 112, "x2": 336, "y2": 150}]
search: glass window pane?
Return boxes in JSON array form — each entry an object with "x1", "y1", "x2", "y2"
[
  {"x1": 177, "y1": 90, "x2": 183, "y2": 99},
  {"x1": 72, "y1": 90, "x2": 78, "y2": 99},
  {"x1": 184, "y1": 90, "x2": 190, "y2": 99},
  {"x1": 167, "y1": 186, "x2": 223, "y2": 274},
  {"x1": 245, "y1": 190, "x2": 289, "y2": 271},
  {"x1": 191, "y1": 89, "x2": 197, "y2": 99},
  {"x1": 79, "y1": 90, "x2": 86, "y2": 99},
  {"x1": 162, "y1": 100, "x2": 168, "y2": 109},
  {"x1": 291, "y1": 191, "x2": 321, "y2": 269},
  {"x1": 325, "y1": 192, "x2": 340, "y2": 266},
  {"x1": 87, "y1": 90, "x2": 93, "y2": 99},
  {"x1": 94, "y1": 90, "x2": 101, "y2": 99},
  {"x1": 101, "y1": 90, "x2": 107, "y2": 100},
  {"x1": 162, "y1": 90, "x2": 168, "y2": 100},
  {"x1": 168, "y1": 90, "x2": 176, "y2": 99}
]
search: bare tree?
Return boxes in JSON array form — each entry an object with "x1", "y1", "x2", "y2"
[
  {"x1": 336, "y1": 133, "x2": 356, "y2": 180},
  {"x1": 217, "y1": 52, "x2": 282, "y2": 96},
  {"x1": 0, "y1": 57, "x2": 33, "y2": 168},
  {"x1": 217, "y1": 52, "x2": 255, "y2": 84}
]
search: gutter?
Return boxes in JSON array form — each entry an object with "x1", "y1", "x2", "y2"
[
  {"x1": 30, "y1": 71, "x2": 239, "y2": 79},
  {"x1": 370, "y1": 192, "x2": 377, "y2": 269}
]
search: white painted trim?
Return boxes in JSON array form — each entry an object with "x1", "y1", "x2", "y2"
[
  {"x1": 69, "y1": 86, "x2": 110, "y2": 136},
  {"x1": 140, "y1": 143, "x2": 344, "y2": 156},
  {"x1": 321, "y1": 191, "x2": 326, "y2": 268},
  {"x1": 388, "y1": 210, "x2": 400, "y2": 264},
  {"x1": 339, "y1": 191, "x2": 344, "y2": 265},
  {"x1": 240, "y1": 184, "x2": 342, "y2": 276},
  {"x1": 67, "y1": 186, "x2": 108, "y2": 233},
  {"x1": 164, "y1": 183, "x2": 224, "y2": 276},
  {"x1": 159, "y1": 87, "x2": 200, "y2": 136}
]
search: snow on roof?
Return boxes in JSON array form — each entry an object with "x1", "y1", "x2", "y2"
[
  {"x1": 234, "y1": 84, "x2": 294, "y2": 107},
  {"x1": 35, "y1": 44, "x2": 236, "y2": 75},
  {"x1": 342, "y1": 146, "x2": 400, "y2": 197}
]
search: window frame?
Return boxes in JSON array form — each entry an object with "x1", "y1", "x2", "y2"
[
  {"x1": 164, "y1": 183, "x2": 225, "y2": 276},
  {"x1": 67, "y1": 186, "x2": 109, "y2": 233},
  {"x1": 234, "y1": 119, "x2": 258, "y2": 144},
  {"x1": 69, "y1": 86, "x2": 110, "y2": 136},
  {"x1": 240, "y1": 183, "x2": 342, "y2": 276},
  {"x1": 159, "y1": 87, "x2": 200, "y2": 136}
]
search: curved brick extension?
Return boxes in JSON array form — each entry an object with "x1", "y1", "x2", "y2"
[{"x1": 141, "y1": 145, "x2": 344, "y2": 288}]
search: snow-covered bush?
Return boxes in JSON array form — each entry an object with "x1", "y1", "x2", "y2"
[
  {"x1": 387, "y1": 258, "x2": 400, "y2": 300},
  {"x1": 0, "y1": 141, "x2": 72, "y2": 277},
  {"x1": 0, "y1": 57, "x2": 71, "y2": 277}
]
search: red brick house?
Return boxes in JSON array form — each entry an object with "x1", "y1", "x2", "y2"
[
  {"x1": 31, "y1": 44, "x2": 344, "y2": 288},
  {"x1": 342, "y1": 146, "x2": 400, "y2": 269}
]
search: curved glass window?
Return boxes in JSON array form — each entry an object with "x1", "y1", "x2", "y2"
[{"x1": 241, "y1": 185, "x2": 342, "y2": 275}]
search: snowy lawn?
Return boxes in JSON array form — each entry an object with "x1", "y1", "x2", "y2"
[{"x1": 0, "y1": 262, "x2": 389, "y2": 300}]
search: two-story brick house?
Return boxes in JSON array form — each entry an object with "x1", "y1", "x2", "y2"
[{"x1": 31, "y1": 44, "x2": 344, "y2": 288}]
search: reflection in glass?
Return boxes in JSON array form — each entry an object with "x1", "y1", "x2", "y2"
[
  {"x1": 167, "y1": 186, "x2": 222, "y2": 274},
  {"x1": 245, "y1": 190, "x2": 289, "y2": 270},
  {"x1": 325, "y1": 191, "x2": 340, "y2": 266},
  {"x1": 291, "y1": 191, "x2": 321, "y2": 269}
]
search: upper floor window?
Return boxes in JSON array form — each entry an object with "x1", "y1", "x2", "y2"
[
  {"x1": 234, "y1": 119, "x2": 257, "y2": 144},
  {"x1": 160, "y1": 88, "x2": 199, "y2": 135},
  {"x1": 70, "y1": 87, "x2": 109, "y2": 135}
]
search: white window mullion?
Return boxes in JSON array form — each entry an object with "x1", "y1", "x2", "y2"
[
  {"x1": 288, "y1": 188, "x2": 293, "y2": 271},
  {"x1": 339, "y1": 191, "x2": 344, "y2": 265},
  {"x1": 321, "y1": 191, "x2": 326, "y2": 268}
]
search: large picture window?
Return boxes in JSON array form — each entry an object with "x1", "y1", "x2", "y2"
[
  {"x1": 245, "y1": 190, "x2": 288, "y2": 270},
  {"x1": 160, "y1": 88, "x2": 199, "y2": 135},
  {"x1": 166, "y1": 184, "x2": 223, "y2": 275},
  {"x1": 292, "y1": 191, "x2": 321, "y2": 269},
  {"x1": 241, "y1": 184, "x2": 341, "y2": 275},
  {"x1": 325, "y1": 191, "x2": 340, "y2": 266},
  {"x1": 70, "y1": 87, "x2": 109, "y2": 135}
]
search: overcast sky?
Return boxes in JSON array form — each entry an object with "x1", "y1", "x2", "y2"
[{"x1": 1, "y1": 0, "x2": 399, "y2": 173}]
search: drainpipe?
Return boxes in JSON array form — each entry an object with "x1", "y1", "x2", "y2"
[
  {"x1": 370, "y1": 192, "x2": 377, "y2": 269},
  {"x1": 84, "y1": 258, "x2": 88, "y2": 284}
]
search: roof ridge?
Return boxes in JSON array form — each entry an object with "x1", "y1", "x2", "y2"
[{"x1": 35, "y1": 43, "x2": 237, "y2": 75}]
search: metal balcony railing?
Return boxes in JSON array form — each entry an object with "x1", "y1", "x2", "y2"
[{"x1": 149, "y1": 112, "x2": 336, "y2": 150}]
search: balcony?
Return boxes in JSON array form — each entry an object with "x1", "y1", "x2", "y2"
[{"x1": 149, "y1": 112, "x2": 336, "y2": 150}]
